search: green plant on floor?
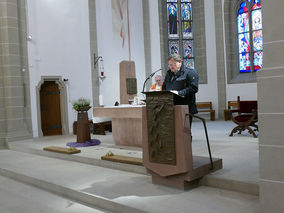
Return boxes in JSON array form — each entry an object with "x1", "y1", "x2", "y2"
[{"x1": 72, "y1": 98, "x2": 91, "y2": 111}]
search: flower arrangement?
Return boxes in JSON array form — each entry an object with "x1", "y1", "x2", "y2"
[{"x1": 72, "y1": 98, "x2": 91, "y2": 111}]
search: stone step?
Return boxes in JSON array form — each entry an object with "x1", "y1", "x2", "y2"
[
  {"x1": 9, "y1": 144, "x2": 259, "y2": 196},
  {"x1": 9, "y1": 145, "x2": 147, "y2": 175},
  {"x1": 0, "y1": 175, "x2": 107, "y2": 213},
  {"x1": 0, "y1": 150, "x2": 258, "y2": 213},
  {"x1": 201, "y1": 175, "x2": 259, "y2": 196},
  {"x1": 0, "y1": 150, "x2": 147, "y2": 213}
]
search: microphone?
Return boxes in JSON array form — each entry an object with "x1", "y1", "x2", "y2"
[{"x1": 142, "y1": 68, "x2": 162, "y2": 93}]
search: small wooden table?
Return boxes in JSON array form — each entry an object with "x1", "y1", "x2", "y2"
[{"x1": 93, "y1": 105, "x2": 145, "y2": 147}]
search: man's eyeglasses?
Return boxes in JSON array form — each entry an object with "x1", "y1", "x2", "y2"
[{"x1": 168, "y1": 63, "x2": 176, "y2": 67}]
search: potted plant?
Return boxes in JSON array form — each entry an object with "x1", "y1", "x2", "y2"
[
  {"x1": 72, "y1": 98, "x2": 91, "y2": 112},
  {"x1": 72, "y1": 98, "x2": 91, "y2": 143}
]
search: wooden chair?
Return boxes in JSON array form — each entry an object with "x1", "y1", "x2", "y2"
[
  {"x1": 229, "y1": 98, "x2": 258, "y2": 138},
  {"x1": 224, "y1": 101, "x2": 239, "y2": 121}
]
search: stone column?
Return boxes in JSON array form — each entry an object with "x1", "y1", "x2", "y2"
[
  {"x1": 88, "y1": 0, "x2": 100, "y2": 107},
  {"x1": 258, "y1": 0, "x2": 284, "y2": 212},
  {"x1": 142, "y1": 0, "x2": 152, "y2": 91},
  {"x1": 0, "y1": 0, "x2": 32, "y2": 147},
  {"x1": 214, "y1": 0, "x2": 226, "y2": 120}
]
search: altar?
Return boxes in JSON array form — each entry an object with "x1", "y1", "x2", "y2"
[{"x1": 93, "y1": 105, "x2": 145, "y2": 147}]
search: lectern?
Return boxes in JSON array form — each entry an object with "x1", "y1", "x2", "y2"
[{"x1": 142, "y1": 91, "x2": 222, "y2": 189}]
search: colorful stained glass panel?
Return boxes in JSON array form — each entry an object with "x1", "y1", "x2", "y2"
[
  {"x1": 238, "y1": 2, "x2": 248, "y2": 13},
  {"x1": 181, "y1": 3, "x2": 191, "y2": 21},
  {"x1": 238, "y1": 33, "x2": 250, "y2": 53},
  {"x1": 167, "y1": 3, "x2": 178, "y2": 21},
  {"x1": 168, "y1": 24, "x2": 179, "y2": 38},
  {"x1": 184, "y1": 59, "x2": 194, "y2": 69},
  {"x1": 182, "y1": 22, "x2": 192, "y2": 39},
  {"x1": 254, "y1": 51, "x2": 263, "y2": 71},
  {"x1": 252, "y1": 0, "x2": 261, "y2": 10},
  {"x1": 168, "y1": 3, "x2": 178, "y2": 38},
  {"x1": 253, "y1": 30, "x2": 262, "y2": 51},
  {"x1": 169, "y1": 40, "x2": 179, "y2": 55},
  {"x1": 239, "y1": 53, "x2": 251, "y2": 72},
  {"x1": 238, "y1": 12, "x2": 249, "y2": 33},
  {"x1": 252, "y1": 9, "x2": 262, "y2": 30},
  {"x1": 183, "y1": 40, "x2": 193, "y2": 59}
]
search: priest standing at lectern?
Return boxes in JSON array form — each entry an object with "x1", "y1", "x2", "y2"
[{"x1": 162, "y1": 54, "x2": 199, "y2": 128}]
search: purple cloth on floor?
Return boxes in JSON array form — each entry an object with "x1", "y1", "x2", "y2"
[{"x1": 67, "y1": 139, "x2": 101, "y2": 147}]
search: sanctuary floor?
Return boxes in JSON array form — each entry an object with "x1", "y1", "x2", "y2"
[{"x1": 1, "y1": 120, "x2": 259, "y2": 213}]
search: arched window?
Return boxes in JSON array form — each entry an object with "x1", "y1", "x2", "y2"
[
  {"x1": 237, "y1": 0, "x2": 262, "y2": 73},
  {"x1": 167, "y1": 0, "x2": 194, "y2": 69}
]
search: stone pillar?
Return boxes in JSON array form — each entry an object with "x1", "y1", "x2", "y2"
[
  {"x1": 142, "y1": 0, "x2": 152, "y2": 91},
  {"x1": 0, "y1": 0, "x2": 32, "y2": 147},
  {"x1": 214, "y1": 0, "x2": 226, "y2": 120},
  {"x1": 258, "y1": 0, "x2": 284, "y2": 212},
  {"x1": 88, "y1": 0, "x2": 100, "y2": 107}
]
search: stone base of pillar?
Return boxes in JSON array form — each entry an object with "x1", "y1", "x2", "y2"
[{"x1": 1, "y1": 131, "x2": 33, "y2": 144}]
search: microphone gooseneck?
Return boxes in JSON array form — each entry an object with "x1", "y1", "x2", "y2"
[{"x1": 142, "y1": 68, "x2": 162, "y2": 93}]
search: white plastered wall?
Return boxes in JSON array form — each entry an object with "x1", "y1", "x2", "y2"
[
  {"x1": 197, "y1": 0, "x2": 219, "y2": 117},
  {"x1": 95, "y1": 0, "x2": 146, "y2": 104},
  {"x1": 149, "y1": 0, "x2": 162, "y2": 81},
  {"x1": 27, "y1": 0, "x2": 93, "y2": 136}
]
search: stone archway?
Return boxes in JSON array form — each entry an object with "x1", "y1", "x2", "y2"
[{"x1": 36, "y1": 76, "x2": 69, "y2": 137}]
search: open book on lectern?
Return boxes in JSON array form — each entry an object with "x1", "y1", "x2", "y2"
[
  {"x1": 142, "y1": 90, "x2": 185, "y2": 106},
  {"x1": 143, "y1": 90, "x2": 184, "y2": 95}
]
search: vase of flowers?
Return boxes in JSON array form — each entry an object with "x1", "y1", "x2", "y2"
[
  {"x1": 73, "y1": 98, "x2": 91, "y2": 112},
  {"x1": 72, "y1": 98, "x2": 91, "y2": 143}
]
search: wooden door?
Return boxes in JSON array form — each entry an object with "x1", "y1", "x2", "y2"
[{"x1": 40, "y1": 81, "x2": 62, "y2": 136}]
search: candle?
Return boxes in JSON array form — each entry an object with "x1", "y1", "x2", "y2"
[{"x1": 99, "y1": 95, "x2": 103, "y2": 106}]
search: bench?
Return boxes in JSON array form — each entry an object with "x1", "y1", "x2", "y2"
[
  {"x1": 224, "y1": 101, "x2": 239, "y2": 121},
  {"x1": 196, "y1": 102, "x2": 215, "y2": 121}
]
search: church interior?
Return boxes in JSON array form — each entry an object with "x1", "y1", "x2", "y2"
[{"x1": 0, "y1": 0, "x2": 283, "y2": 212}]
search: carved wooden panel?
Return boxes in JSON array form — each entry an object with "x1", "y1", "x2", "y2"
[{"x1": 146, "y1": 92, "x2": 176, "y2": 165}]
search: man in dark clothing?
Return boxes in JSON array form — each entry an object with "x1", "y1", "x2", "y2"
[{"x1": 162, "y1": 54, "x2": 199, "y2": 127}]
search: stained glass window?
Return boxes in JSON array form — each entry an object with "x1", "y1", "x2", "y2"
[
  {"x1": 237, "y1": 0, "x2": 262, "y2": 72},
  {"x1": 169, "y1": 40, "x2": 179, "y2": 55},
  {"x1": 168, "y1": 3, "x2": 178, "y2": 38},
  {"x1": 167, "y1": 0, "x2": 194, "y2": 69}
]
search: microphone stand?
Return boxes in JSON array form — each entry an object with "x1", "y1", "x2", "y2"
[{"x1": 142, "y1": 68, "x2": 162, "y2": 93}]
